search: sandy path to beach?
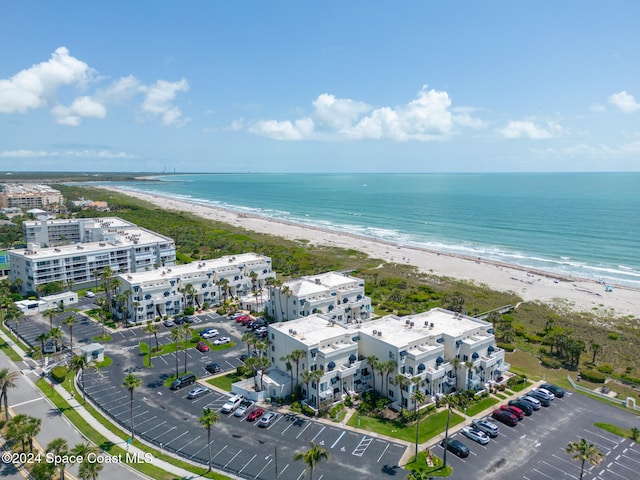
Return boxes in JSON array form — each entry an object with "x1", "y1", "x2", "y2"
[{"x1": 102, "y1": 187, "x2": 639, "y2": 318}]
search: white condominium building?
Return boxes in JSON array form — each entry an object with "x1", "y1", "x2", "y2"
[
  {"x1": 23, "y1": 217, "x2": 138, "y2": 247},
  {"x1": 266, "y1": 271, "x2": 372, "y2": 323},
  {"x1": 116, "y1": 253, "x2": 275, "y2": 322},
  {"x1": 0, "y1": 183, "x2": 64, "y2": 209},
  {"x1": 267, "y1": 308, "x2": 508, "y2": 411},
  {"x1": 9, "y1": 220, "x2": 176, "y2": 295}
]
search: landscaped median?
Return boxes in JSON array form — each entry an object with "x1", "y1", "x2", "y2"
[{"x1": 139, "y1": 338, "x2": 235, "y2": 367}]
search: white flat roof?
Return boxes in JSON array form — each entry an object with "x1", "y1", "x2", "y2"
[
  {"x1": 270, "y1": 314, "x2": 350, "y2": 346},
  {"x1": 120, "y1": 252, "x2": 270, "y2": 283}
]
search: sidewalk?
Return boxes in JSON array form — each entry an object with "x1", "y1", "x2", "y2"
[{"x1": 0, "y1": 326, "x2": 234, "y2": 480}]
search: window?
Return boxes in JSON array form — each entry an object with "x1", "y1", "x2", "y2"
[
  {"x1": 408, "y1": 366, "x2": 414, "y2": 375},
  {"x1": 389, "y1": 351, "x2": 395, "y2": 360}
]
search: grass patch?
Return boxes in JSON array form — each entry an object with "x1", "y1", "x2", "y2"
[
  {"x1": 494, "y1": 393, "x2": 507, "y2": 400},
  {"x1": 95, "y1": 356, "x2": 112, "y2": 368},
  {"x1": 92, "y1": 334, "x2": 112, "y2": 342},
  {"x1": 509, "y1": 380, "x2": 532, "y2": 393},
  {"x1": 0, "y1": 323, "x2": 29, "y2": 356},
  {"x1": 595, "y1": 422, "x2": 640, "y2": 442},
  {"x1": 207, "y1": 371, "x2": 247, "y2": 392},
  {"x1": 347, "y1": 409, "x2": 464, "y2": 443},
  {"x1": 44, "y1": 377, "x2": 231, "y2": 479},
  {"x1": 405, "y1": 451, "x2": 453, "y2": 476},
  {"x1": 0, "y1": 336, "x2": 23, "y2": 362},
  {"x1": 466, "y1": 397, "x2": 499, "y2": 417}
]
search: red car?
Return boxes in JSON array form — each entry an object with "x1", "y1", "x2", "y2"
[
  {"x1": 500, "y1": 404, "x2": 524, "y2": 420},
  {"x1": 247, "y1": 407, "x2": 264, "y2": 422},
  {"x1": 196, "y1": 341, "x2": 210, "y2": 352},
  {"x1": 492, "y1": 409, "x2": 518, "y2": 427}
]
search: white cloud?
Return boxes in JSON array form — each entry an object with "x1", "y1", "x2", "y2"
[
  {"x1": 497, "y1": 120, "x2": 564, "y2": 139},
  {"x1": 0, "y1": 149, "x2": 136, "y2": 159},
  {"x1": 140, "y1": 78, "x2": 190, "y2": 126},
  {"x1": 51, "y1": 96, "x2": 106, "y2": 126},
  {"x1": 0, "y1": 47, "x2": 94, "y2": 114},
  {"x1": 98, "y1": 75, "x2": 141, "y2": 104},
  {"x1": 609, "y1": 91, "x2": 640, "y2": 113},
  {"x1": 590, "y1": 103, "x2": 606, "y2": 113},
  {"x1": 246, "y1": 85, "x2": 470, "y2": 141}
]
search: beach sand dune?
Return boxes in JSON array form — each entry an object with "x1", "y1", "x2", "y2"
[{"x1": 102, "y1": 187, "x2": 640, "y2": 318}]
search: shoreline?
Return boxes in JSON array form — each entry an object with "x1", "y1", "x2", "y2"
[{"x1": 100, "y1": 186, "x2": 640, "y2": 318}]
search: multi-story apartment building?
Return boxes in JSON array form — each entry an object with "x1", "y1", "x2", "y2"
[
  {"x1": 266, "y1": 271, "x2": 372, "y2": 323},
  {"x1": 23, "y1": 217, "x2": 139, "y2": 247},
  {"x1": 8, "y1": 220, "x2": 176, "y2": 295},
  {"x1": 116, "y1": 253, "x2": 275, "y2": 322},
  {"x1": 267, "y1": 308, "x2": 509, "y2": 411},
  {"x1": 0, "y1": 184, "x2": 64, "y2": 209}
]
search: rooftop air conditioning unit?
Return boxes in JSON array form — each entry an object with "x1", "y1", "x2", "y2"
[
  {"x1": 405, "y1": 319, "x2": 411, "y2": 325},
  {"x1": 430, "y1": 322, "x2": 434, "y2": 328},
  {"x1": 378, "y1": 331, "x2": 382, "y2": 337},
  {"x1": 373, "y1": 330, "x2": 377, "y2": 335},
  {"x1": 410, "y1": 322, "x2": 414, "y2": 327}
]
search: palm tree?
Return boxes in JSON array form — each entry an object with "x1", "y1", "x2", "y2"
[
  {"x1": 393, "y1": 373, "x2": 411, "y2": 414},
  {"x1": 566, "y1": 438, "x2": 603, "y2": 480},
  {"x1": 6, "y1": 413, "x2": 29, "y2": 450},
  {"x1": 441, "y1": 394, "x2": 454, "y2": 469},
  {"x1": 589, "y1": 340, "x2": 602, "y2": 364},
  {"x1": 293, "y1": 441, "x2": 329, "y2": 480},
  {"x1": 411, "y1": 385, "x2": 426, "y2": 462},
  {"x1": 5, "y1": 305, "x2": 25, "y2": 342},
  {"x1": 69, "y1": 355, "x2": 90, "y2": 401},
  {"x1": 290, "y1": 349, "x2": 306, "y2": 395},
  {"x1": 282, "y1": 285, "x2": 292, "y2": 320},
  {"x1": 142, "y1": 323, "x2": 159, "y2": 367},
  {"x1": 78, "y1": 456, "x2": 103, "y2": 480},
  {"x1": 122, "y1": 373, "x2": 141, "y2": 441},
  {"x1": 382, "y1": 360, "x2": 397, "y2": 398},
  {"x1": 62, "y1": 315, "x2": 77, "y2": 351},
  {"x1": 24, "y1": 415, "x2": 42, "y2": 452},
  {"x1": 199, "y1": 407, "x2": 220, "y2": 472},
  {"x1": 48, "y1": 327, "x2": 64, "y2": 351},
  {"x1": 169, "y1": 327, "x2": 184, "y2": 378},
  {"x1": 366, "y1": 355, "x2": 379, "y2": 392},
  {"x1": 281, "y1": 354, "x2": 294, "y2": 398},
  {"x1": 36, "y1": 332, "x2": 49, "y2": 352},
  {"x1": 0, "y1": 367, "x2": 20, "y2": 419},
  {"x1": 242, "y1": 332, "x2": 257, "y2": 357},
  {"x1": 181, "y1": 323, "x2": 194, "y2": 373},
  {"x1": 46, "y1": 437, "x2": 69, "y2": 480},
  {"x1": 100, "y1": 266, "x2": 114, "y2": 316},
  {"x1": 244, "y1": 356, "x2": 261, "y2": 390},
  {"x1": 43, "y1": 308, "x2": 58, "y2": 330}
]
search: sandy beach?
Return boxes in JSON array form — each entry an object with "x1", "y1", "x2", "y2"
[{"x1": 102, "y1": 187, "x2": 640, "y2": 318}]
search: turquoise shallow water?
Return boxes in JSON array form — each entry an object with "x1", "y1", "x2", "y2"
[{"x1": 104, "y1": 172, "x2": 640, "y2": 287}]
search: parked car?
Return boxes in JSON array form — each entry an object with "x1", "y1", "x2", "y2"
[
  {"x1": 201, "y1": 329, "x2": 219, "y2": 339},
  {"x1": 461, "y1": 426, "x2": 490, "y2": 445},
  {"x1": 212, "y1": 336, "x2": 231, "y2": 346},
  {"x1": 441, "y1": 438, "x2": 470, "y2": 458},
  {"x1": 508, "y1": 399, "x2": 533, "y2": 416},
  {"x1": 535, "y1": 387, "x2": 555, "y2": 401},
  {"x1": 239, "y1": 354, "x2": 249, "y2": 362},
  {"x1": 540, "y1": 383, "x2": 565, "y2": 398},
  {"x1": 187, "y1": 386, "x2": 209, "y2": 399},
  {"x1": 84, "y1": 291, "x2": 95, "y2": 298},
  {"x1": 472, "y1": 419, "x2": 499, "y2": 438},
  {"x1": 185, "y1": 315, "x2": 196, "y2": 323},
  {"x1": 163, "y1": 319, "x2": 175, "y2": 327},
  {"x1": 247, "y1": 407, "x2": 265, "y2": 422},
  {"x1": 196, "y1": 341, "x2": 210, "y2": 352},
  {"x1": 528, "y1": 389, "x2": 552, "y2": 406},
  {"x1": 205, "y1": 363, "x2": 221, "y2": 374},
  {"x1": 170, "y1": 373, "x2": 197, "y2": 390},
  {"x1": 492, "y1": 409, "x2": 518, "y2": 427},
  {"x1": 234, "y1": 400, "x2": 254, "y2": 417},
  {"x1": 173, "y1": 316, "x2": 185, "y2": 325},
  {"x1": 221, "y1": 394, "x2": 244, "y2": 413},
  {"x1": 500, "y1": 404, "x2": 524, "y2": 420},
  {"x1": 258, "y1": 411, "x2": 277, "y2": 427},
  {"x1": 519, "y1": 395, "x2": 542, "y2": 410}
]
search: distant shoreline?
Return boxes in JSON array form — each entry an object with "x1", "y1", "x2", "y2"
[{"x1": 100, "y1": 185, "x2": 640, "y2": 318}]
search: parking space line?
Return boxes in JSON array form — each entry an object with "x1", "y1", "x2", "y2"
[
  {"x1": 584, "y1": 429, "x2": 621, "y2": 446},
  {"x1": 352, "y1": 436, "x2": 373, "y2": 457},
  {"x1": 212, "y1": 445, "x2": 228, "y2": 460},
  {"x1": 532, "y1": 468, "x2": 555, "y2": 479},
  {"x1": 377, "y1": 443, "x2": 390, "y2": 462},
  {"x1": 224, "y1": 449, "x2": 242, "y2": 468},
  {"x1": 151, "y1": 425, "x2": 175, "y2": 441},
  {"x1": 331, "y1": 431, "x2": 345, "y2": 449},
  {"x1": 177, "y1": 435, "x2": 201, "y2": 453},
  {"x1": 296, "y1": 421, "x2": 313, "y2": 439},
  {"x1": 135, "y1": 415, "x2": 158, "y2": 428},
  {"x1": 254, "y1": 458, "x2": 273, "y2": 479},
  {"x1": 166, "y1": 430, "x2": 189, "y2": 446},
  {"x1": 238, "y1": 454, "x2": 257, "y2": 474},
  {"x1": 310, "y1": 426, "x2": 325, "y2": 442}
]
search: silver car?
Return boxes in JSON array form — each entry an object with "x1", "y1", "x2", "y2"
[
  {"x1": 461, "y1": 426, "x2": 490, "y2": 445},
  {"x1": 471, "y1": 418, "x2": 499, "y2": 438}
]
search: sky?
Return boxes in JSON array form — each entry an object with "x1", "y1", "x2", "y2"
[{"x1": 1, "y1": 1, "x2": 640, "y2": 173}]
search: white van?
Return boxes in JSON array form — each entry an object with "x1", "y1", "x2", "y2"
[{"x1": 85, "y1": 291, "x2": 95, "y2": 298}]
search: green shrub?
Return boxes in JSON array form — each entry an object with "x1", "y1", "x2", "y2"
[
  {"x1": 597, "y1": 364, "x2": 613, "y2": 374},
  {"x1": 540, "y1": 356, "x2": 563, "y2": 369},
  {"x1": 620, "y1": 374, "x2": 640, "y2": 386},
  {"x1": 51, "y1": 365, "x2": 68, "y2": 382},
  {"x1": 497, "y1": 342, "x2": 515, "y2": 352},
  {"x1": 580, "y1": 369, "x2": 606, "y2": 383},
  {"x1": 608, "y1": 332, "x2": 619, "y2": 340}
]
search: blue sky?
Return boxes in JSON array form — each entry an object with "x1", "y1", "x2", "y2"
[{"x1": 1, "y1": 1, "x2": 639, "y2": 173}]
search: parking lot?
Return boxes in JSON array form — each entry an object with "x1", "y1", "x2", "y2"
[
  {"x1": 19, "y1": 307, "x2": 406, "y2": 479},
  {"x1": 435, "y1": 390, "x2": 640, "y2": 480}
]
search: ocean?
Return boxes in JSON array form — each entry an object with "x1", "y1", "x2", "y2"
[{"x1": 104, "y1": 172, "x2": 640, "y2": 288}]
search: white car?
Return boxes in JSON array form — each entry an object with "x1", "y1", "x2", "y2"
[
  {"x1": 536, "y1": 387, "x2": 555, "y2": 400},
  {"x1": 461, "y1": 426, "x2": 490, "y2": 445},
  {"x1": 201, "y1": 329, "x2": 219, "y2": 339},
  {"x1": 212, "y1": 336, "x2": 231, "y2": 346},
  {"x1": 221, "y1": 394, "x2": 244, "y2": 413}
]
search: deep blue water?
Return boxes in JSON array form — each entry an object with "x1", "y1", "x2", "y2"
[{"x1": 104, "y1": 173, "x2": 640, "y2": 287}]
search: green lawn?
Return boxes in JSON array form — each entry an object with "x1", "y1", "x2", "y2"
[
  {"x1": 347, "y1": 409, "x2": 465, "y2": 443},
  {"x1": 405, "y1": 451, "x2": 453, "y2": 476},
  {"x1": 207, "y1": 371, "x2": 248, "y2": 392},
  {"x1": 465, "y1": 396, "x2": 499, "y2": 416},
  {"x1": 595, "y1": 422, "x2": 640, "y2": 442}
]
